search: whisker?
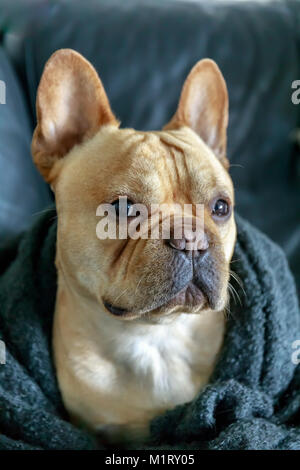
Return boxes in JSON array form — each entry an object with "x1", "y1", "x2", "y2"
[
  {"x1": 228, "y1": 282, "x2": 237, "y2": 304},
  {"x1": 134, "y1": 277, "x2": 143, "y2": 295},
  {"x1": 113, "y1": 287, "x2": 129, "y2": 304},
  {"x1": 229, "y1": 269, "x2": 246, "y2": 299},
  {"x1": 229, "y1": 164, "x2": 245, "y2": 169},
  {"x1": 228, "y1": 281, "x2": 243, "y2": 307},
  {"x1": 223, "y1": 298, "x2": 238, "y2": 322},
  {"x1": 32, "y1": 207, "x2": 56, "y2": 217},
  {"x1": 230, "y1": 258, "x2": 242, "y2": 264}
]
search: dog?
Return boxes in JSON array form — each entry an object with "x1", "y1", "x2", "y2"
[{"x1": 31, "y1": 49, "x2": 236, "y2": 443}]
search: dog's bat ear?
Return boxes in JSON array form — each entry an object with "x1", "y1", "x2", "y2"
[
  {"x1": 31, "y1": 49, "x2": 118, "y2": 183},
  {"x1": 164, "y1": 59, "x2": 229, "y2": 169}
]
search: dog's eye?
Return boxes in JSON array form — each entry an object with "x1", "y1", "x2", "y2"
[
  {"x1": 112, "y1": 199, "x2": 134, "y2": 217},
  {"x1": 212, "y1": 199, "x2": 230, "y2": 219}
]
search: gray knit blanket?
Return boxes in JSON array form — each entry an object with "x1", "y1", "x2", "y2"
[{"x1": 0, "y1": 209, "x2": 299, "y2": 450}]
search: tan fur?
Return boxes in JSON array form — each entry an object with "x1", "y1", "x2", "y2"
[{"x1": 32, "y1": 49, "x2": 236, "y2": 443}]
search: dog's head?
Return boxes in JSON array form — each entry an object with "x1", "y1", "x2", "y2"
[{"x1": 32, "y1": 49, "x2": 236, "y2": 321}]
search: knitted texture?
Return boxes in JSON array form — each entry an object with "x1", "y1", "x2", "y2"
[{"x1": 0, "y1": 209, "x2": 299, "y2": 449}]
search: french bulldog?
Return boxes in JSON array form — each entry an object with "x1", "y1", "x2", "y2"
[{"x1": 31, "y1": 49, "x2": 236, "y2": 443}]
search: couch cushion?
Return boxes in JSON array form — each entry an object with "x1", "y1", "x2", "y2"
[{"x1": 0, "y1": 46, "x2": 52, "y2": 242}]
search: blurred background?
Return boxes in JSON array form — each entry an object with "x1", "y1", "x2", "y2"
[{"x1": 0, "y1": 0, "x2": 299, "y2": 290}]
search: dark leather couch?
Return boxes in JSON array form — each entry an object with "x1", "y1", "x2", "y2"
[{"x1": 0, "y1": 0, "x2": 299, "y2": 290}]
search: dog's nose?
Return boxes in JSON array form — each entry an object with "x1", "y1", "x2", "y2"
[{"x1": 165, "y1": 227, "x2": 209, "y2": 255}]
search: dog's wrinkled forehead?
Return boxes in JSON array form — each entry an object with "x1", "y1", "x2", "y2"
[{"x1": 56, "y1": 125, "x2": 233, "y2": 208}]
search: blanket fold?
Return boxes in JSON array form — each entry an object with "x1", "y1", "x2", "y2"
[{"x1": 0, "y1": 209, "x2": 299, "y2": 450}]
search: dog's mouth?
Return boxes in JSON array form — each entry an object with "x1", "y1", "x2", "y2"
[
  {"x1": 103, "y1": 281, "x2": 208, "y2": 319},
  {"x1": 163, "y1": 282, "x2": 206, "y2": 309}
]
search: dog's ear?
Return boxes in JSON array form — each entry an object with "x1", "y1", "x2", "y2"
[
  {"x1": 164, "y1": 59, "x2": 229, "y2": 168},
  {"x1": 32, "y1": 49, "x2": 118, "y2": 183}
]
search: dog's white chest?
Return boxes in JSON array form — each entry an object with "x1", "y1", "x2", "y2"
[
  {"x1": 112, "y1": 315, "x2": 222, "y2": 408},
  {"x1": 54, "y1": 301, "x2": 225, "y2": 438}
]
